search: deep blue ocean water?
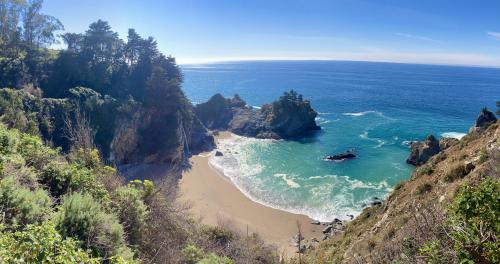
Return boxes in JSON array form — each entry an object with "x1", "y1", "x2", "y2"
[{"x1": 181, "y1": 61, "x2": 500, "y2": 221}]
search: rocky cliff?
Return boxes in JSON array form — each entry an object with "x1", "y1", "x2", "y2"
[
  {"x1": 111, "y1": 100, "x2": 214, "y2": 166},
  {"x1": 0, "y1": 87, "x2": 214, "y2": 171},
  {"x1": 194, "y1": 90, "x2": 320, "y2": 139}
]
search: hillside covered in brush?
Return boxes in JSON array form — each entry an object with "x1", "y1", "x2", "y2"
[
  {"x1": 295, "y1": 110, "x2": 500, "y2": 264},
  {"x1": 0, "y1": 123, "x2": 278, "y2": 263}
]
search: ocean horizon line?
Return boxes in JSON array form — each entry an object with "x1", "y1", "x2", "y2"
[{"x1": 178, "y1": 58, "x2": 500, "y2": 70}]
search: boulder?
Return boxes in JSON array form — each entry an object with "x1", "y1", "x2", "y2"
[
  {"x1": 475, "y1": 108, "x2": 497, "y2": 128},
  {"x1": 311, "y1": 220, "x2": 321, "y2": 225},
  {"x1": 322, "y1": 225, "x2": 333, "y2": 234},
  {"x1": 215, "y1": 151, "x2": 223, "y2": 157},
  {"x1": 406, "y1": 135, "x2": 441, "y2": 166}
]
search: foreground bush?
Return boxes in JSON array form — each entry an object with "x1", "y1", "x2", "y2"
[
  {"x1": 0, "y1": 176, "x2": 51, "y2": 226},
  {"x1": 55, "y1": 192, "x2": 132, "y2": 260},
  {"x1": 0, "y1": 221, "x2": 99, "y2": 263},
  {"x1": 448, "y1": 177, "x2": 500, "y2": 263}
]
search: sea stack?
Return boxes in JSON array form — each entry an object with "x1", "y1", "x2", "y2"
[{"x1": 194, "y1": 90, "x2": 320, "y2": 140}]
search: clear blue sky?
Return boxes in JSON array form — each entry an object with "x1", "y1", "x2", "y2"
[{"x1": 43, "y1": 0, "x2": 500, "y2": 66}]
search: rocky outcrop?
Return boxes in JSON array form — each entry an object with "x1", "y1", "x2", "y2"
[
  {"x1": 406, "y1": 135, "x2": 441, "y2": 166},
  {"x1": 406, "y1": 134, "x2": 460, "y2": 166},
  {"x1": 193, "y1": 93, "x2": 235, "y2": 130},
  {"x1": 470, "y1": 108, "x2": 497, "y2": 133},
  {"x1": 194, "y1": 91, "x2": 320, "y2": 140}
]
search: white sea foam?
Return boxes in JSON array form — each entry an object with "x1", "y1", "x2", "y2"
[
  {"x1": 402, "y1": 140, "x2": 416, "y2": 147},
  {"x1": 208, "y1": 134, "x2": 395, "y2": 222},
  {"x1": 441, "y1": 132, "x2": 466, "y2": 140},
  {"x1": 274, "y1": 173, "x2": 300, "y2": 188},
  {"x1": 343, "y1": 110, "x2": 380, "y2": 117},
  {"x1": 315, "y1": 117, "x2": 334, "y2": 125},
  {"x1": 360, "y1": 131, "x2": 386, "y2": 148},
  {"x1": 343, "y1": 110, "x2": 396, "y2": 121}
]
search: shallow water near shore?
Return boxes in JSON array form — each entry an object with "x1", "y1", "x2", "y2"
[{"x1": 181, "y1": 61, "x2": 500, "y2": 221}]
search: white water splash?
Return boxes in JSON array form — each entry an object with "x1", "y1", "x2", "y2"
[{"x1": 441, "y1": 132, "x2": 466, "y2": 140}]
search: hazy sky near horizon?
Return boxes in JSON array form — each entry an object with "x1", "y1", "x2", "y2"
[{"x1": 43, "y1": 0, "x2": 500, "y2": 66}]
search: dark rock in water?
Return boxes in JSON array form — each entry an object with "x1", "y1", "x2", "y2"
[
  {"x1": 406, "y1": 135, "x2": 441, "y2": 166},
  {"x1": 325, "y1": 150, "x2": 356, "y2": 161},
  {"x1": 347, "y1": 214, "x2": 354, "y2": 220},
  {"x1": 194, "y1": 91, "x2": 320, "y2": 140},
  {"x1": 215, "y1": 151, "x2": 223, "y2": 157},
  {"x1": 333, "y1": 218, "x2": 342, "y2": 224},
  {"x1": 475, "y1": 108, "x2": 497, "y2": 128},
  {"x1": 311, "y1": 220, "x2": 321, "y2": 225}
]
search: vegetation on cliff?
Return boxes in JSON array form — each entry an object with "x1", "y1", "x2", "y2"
[
  {"x1": 0, "y1": 0, "x2": 213, "y2": 167},
  {"x1": 0, "y1": 124, "x2": 278, "y2": 263}
]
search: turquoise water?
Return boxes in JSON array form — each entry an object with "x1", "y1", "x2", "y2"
[{"x1": 181, "y1": 61, "x2": 500, "y2": 221}]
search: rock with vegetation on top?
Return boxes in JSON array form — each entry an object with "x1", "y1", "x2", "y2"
[
  {"x1": 406, "y1": 135, "x2": 441, "y2": 166},
  {"x1": 472, "y1": 108, "x2": 497, "y2": 131},
  {"x1": 194, "y1": 90, "x2": 321, "y2": 140}
]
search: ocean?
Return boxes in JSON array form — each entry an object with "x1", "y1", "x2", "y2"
[{"x1": 181, "y1": 61, "x2": 500, "y2": 221}]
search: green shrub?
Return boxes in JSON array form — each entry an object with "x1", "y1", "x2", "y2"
[
  {"x1": 112, "y1": 186, "x2": 148, "y2": 247},
  {"x1": 448, "y1": 177, "x2": 500, "y2": 263},
  {"x1": 0, "y1": 221, "x2": 100, "y2": 263},
  {"x1": 181, "y1": 244, "x2": 204, "y2": 264},
  {"x1": 419, "y1": 240, "x2": 442, "y2": 264},
  {"x1": 0, "y1": 176, "x2": 51, "y2": 226},
  {"x1": 17, "y1": 132, "x2": 58, "y2": 169},
  {"x1": 40, "y1": 162, "x2": 108, "y2": 200},
  {"x1": 402, "y1": 236, "x2": 418, "y2": 261},
  {"x1": 201, "y1": 225, "x2": 234, "y2": 246},
  {"x1": 70, "y1": 148, "x2": 102, "y2": 170},
  {"x1": 54, "y1": 192, "x2": 131, "y2": 259}
]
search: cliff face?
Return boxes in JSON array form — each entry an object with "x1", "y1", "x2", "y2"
[
  {"x1": 301, "y1": 116, "x2": 499, "y2": 264},
  {"x1": 111, "y1": 101, "x2": 214, "y2": 166},
  {"x1": 194, "y1": 91, "x2": 320, "y2": 140},
  {"x1": 0, "y1": 87, "x2": 214, "y2": 170}
]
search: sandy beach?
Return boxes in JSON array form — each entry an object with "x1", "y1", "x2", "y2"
[{"x1": 178, "y1": 132, "x2": 323, "y2": 257}]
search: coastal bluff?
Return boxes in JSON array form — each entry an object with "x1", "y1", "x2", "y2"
[{"x1": 194, "y1": 90, "x2": 321, "y2": 140}]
